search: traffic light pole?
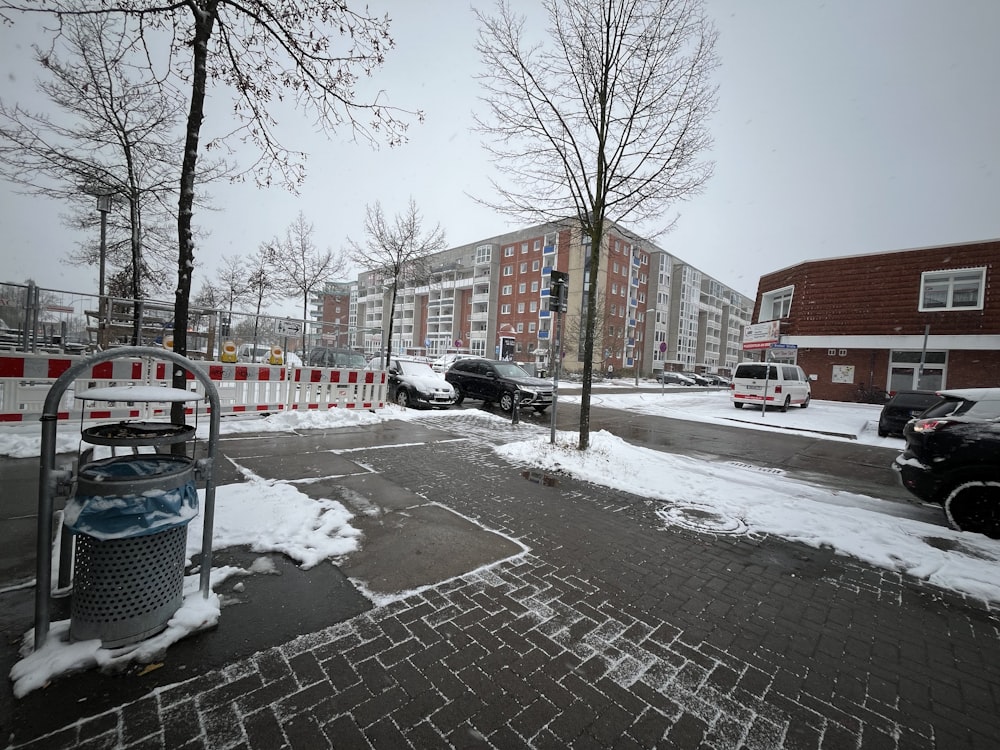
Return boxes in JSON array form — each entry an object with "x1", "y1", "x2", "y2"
[
  {"x1": 549, "y1": 308, "x2": 564, "y2": 444},
  {"x1": 547, "y1": 270, "x2": 569, "y2": 445}
]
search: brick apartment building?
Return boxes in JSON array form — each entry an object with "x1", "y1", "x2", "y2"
[
  {"x1": 313, "y1": 221, "x2": 753, "y2": 378},
  {"x1": 750, "y1": 238, "x2": 1000, "y2": 401}
]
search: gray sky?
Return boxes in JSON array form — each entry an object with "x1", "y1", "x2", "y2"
[{"x1": 1, "y1": 0, "x2": 998, "y2": 311}]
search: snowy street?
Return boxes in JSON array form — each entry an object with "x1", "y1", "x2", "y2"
[{"x1": 2, "y1": 388, "x2": 999, "y2": 748}]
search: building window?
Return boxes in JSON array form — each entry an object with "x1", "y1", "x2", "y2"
[
  {"x1": 503, "y1": 265, "x2": 513, "y2": 276},
  {"x1": 919, "y1": 268, "x2": 986, "y2": 311},
  {"x1": 529, "y1": 301, "x2": 537, "y2": 312},
  {"x1": 532, "y1": 260, "x2": 540, "y2": 271},
  {"x1": 521, "y1": 243, "x2": 529, "y2": 254},
  {"x1": 502, "y1": 285, "x2": 512, "y2": 295},
  {"x1": 534, "y1": 239, "x2": 541, "y2": 250},
  {"x1": 517, "y1": 302, "x2": 525, "y2": 313},
  {"x1": 476, "y1": 244, "x2": 492, "y2": 264},
  {"x1": 501, "y1": 304, "x2": 511, "y2": 314},
  {"x1": 531, "y1": 281, "x2": 539, "y2": 292},
  {"x1": 520, "y1": 262, "x2": 527, "y2": 273},
  {"x1": 518, "y1": 283, "x2": 526, "y2": 293},
  {"x1": 760, "y1": 286, "x2": 794, "y2": 321},
  {"x1": 529, "y1": 322, "x2": 536, "y2": 332},
  {"x1": 517, "y1": 322, "x2": 524, "y2": 333},
  {"x1": 611, "y1": 304, "x2": 617, "y2": 316}
]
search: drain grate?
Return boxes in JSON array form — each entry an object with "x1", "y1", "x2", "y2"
[
  {"x1": 725, "y1": 460, "x2": 785, "y2": 475},
  {"x1": 656, "y1": 504, "x2": 749, "y2": 536}
]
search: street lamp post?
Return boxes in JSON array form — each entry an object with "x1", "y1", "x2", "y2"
[{"x1": 96, "y1": 193, "x2": 111, "y2": 347}]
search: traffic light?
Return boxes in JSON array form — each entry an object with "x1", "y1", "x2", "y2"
[{"x1": 548, "y1": 270, "x2": 568, "y2": 313}]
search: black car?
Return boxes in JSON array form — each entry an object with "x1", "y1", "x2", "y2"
[
  {"x1": 877, "y1": 390, "x2": 944, "y2": 437},
  {"x1": 656, "y1": 371, "x2": 696, "y2": 386},
  {"x1": 680, "y1": 371, "x2": 712, "y2": 386},
  {"x1": 445, "y1": 358, "x2": 553, "y2": 412},
  {"x1": 893, "y1": 388, "x2": 1000, "y2": 537}
]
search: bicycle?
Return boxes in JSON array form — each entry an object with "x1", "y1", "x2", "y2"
[{"x1": 855, "y1": 382, "x2": 889, "y2": 404}]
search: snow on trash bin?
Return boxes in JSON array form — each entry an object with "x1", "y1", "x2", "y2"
[{"x1": 65, "y1": 455, "x2": 199, "y2": 647}]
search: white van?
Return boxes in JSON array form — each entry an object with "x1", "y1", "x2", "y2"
[{"x1": 731, "y1": 361, "x2": 811, "y2": 411}]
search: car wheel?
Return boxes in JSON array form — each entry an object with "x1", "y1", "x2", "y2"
[
  {"x1": 780, "y1": 397, "x2": 790, "y2": 413},
  {"x1": 800, "y1": 395, "x2": 810, "y2": 409},
  {"x1": 395, "y1": 389, "x2": 410, "y2": 408},
  {"x1": 877, "y1": 428, "x2": 887, "y2": 437},
  {"x1": 734, "y1": 402, "x2": 743, "y2": 409},
  {"x1": 945, "y1": 481, "x2": 1000, "y2": 538},
  {"x1": 533, "y1": 406, "x2": 548, "y2": 413},
  {"x1": 499, "y1": 391, "x2": 516, "y2": 412},
  {"x1": 453, "y1": 388, "x2": 465, "y2": 405}
]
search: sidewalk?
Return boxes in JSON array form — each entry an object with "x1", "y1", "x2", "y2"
[{"x1": 3, "y1": 413, "x2": 999, "y2": 749}]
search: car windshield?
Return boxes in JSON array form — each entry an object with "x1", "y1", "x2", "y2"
[
  {"x1": 399, "y1": 361, "x2": 437, "y2": 377},
  {"x1": 889, "y1": 392, "x2": 942, "y2": 409},
  {"x1": 493, "y1": 362, "x2": 529, "y2": 378}
]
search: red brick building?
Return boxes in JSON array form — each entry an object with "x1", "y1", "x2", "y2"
[{"x1": 750, "y1": 239, "x2": 1000, "y2": 401}]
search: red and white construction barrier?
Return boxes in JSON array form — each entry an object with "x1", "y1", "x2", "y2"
[
  {"x1": 289, "y1": 367, "x2": 387, "y2": 411},
  {"x1": 0, "y1": 353, "x2": 386, "y2": 423}
]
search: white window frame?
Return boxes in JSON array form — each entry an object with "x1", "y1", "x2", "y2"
[
  {"x1": 501, "y1": 285, "x2": 512, "y2": 296},
  {"x1": 500, "y1": 303, "x2": 511, "y2": 314},
  {"x1": 760, "y1": 285, "x2": 794, "y2": 321},
  {"x1": 919, "y1": 268, "x2": 986, "y2": 311},
  {"x1": 503, "y1": 265, "x2": 513, "y2": 277},
  {"x1": 504, "y1": 246, "x2": 514, "y2": 257}
]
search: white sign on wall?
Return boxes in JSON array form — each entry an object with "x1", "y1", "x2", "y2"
[
  {"x1": 832, "y1": 365, "x2": 855, "y2": 384},
  {"x1": 742, "y1": 320, "x2": 780, "y2": 350}
]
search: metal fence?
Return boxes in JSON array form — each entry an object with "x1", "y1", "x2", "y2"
[{"x1": 0, "y1": 281, "x2": 380, "y2": 363}]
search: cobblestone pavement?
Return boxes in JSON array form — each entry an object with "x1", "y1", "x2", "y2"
[{"x1": 7, "y1": 415, "x2": 1000, "y2": 749}]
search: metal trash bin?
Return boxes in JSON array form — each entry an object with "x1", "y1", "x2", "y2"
[{"x1": 64, "y1": 454, "x2": 198, "y2": 647}]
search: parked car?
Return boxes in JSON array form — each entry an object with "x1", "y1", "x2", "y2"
[
  {"x1": 238, "y1": 343, "x2": 281, "y2": 364},
  {"x1": 431, "y1": 352, "x2": 478, "y2": 373},
  {"x1": 680, "y1": 371, "x2": 712, "y2": 386},
  {"x1": 730, "y1": 361, "x2": 811, "y2": 411},
  {"x1": 893, "y1": 388, "x2": 1000, "y2": 537},
  {"x1": 656, "y1": 371, "x2": 696, "y2": 386},
  {"x1": 702, "y1": 374, "x2": 731, "y2": 387},
  {"x1": 386, "y1": 357, "x2": 457, "y2": 409},
  {"x1": 307, "y1": 347, "x2": 366, "y2": 369},
  {"x1": 877, "y1": 390, "x2": 944, "y2": 437},
  {"x1": 445, "y1": 358, "x2": 553, "y2": 412}
]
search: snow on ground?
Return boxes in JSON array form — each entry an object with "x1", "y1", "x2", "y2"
[{"x1": 6, "y1": 381, "x2": 999, "y2": 696}]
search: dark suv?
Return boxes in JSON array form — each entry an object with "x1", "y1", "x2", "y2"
[
  {"x1": 893, "y1": 388, "x2": 1000, "y2": 537},
  {"x1": 446, "y1": 358, "x2": 554, "y2": 413},
  {"x1": 877, "y1": 390, "x2": 944, "y2": 437}
]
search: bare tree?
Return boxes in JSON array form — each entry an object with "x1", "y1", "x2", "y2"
[
  {"x1": 243, "y1": 245, "x2": 281, "y2": 356},
  {"x1": 474, "y1": 0, "x2": 718, "y2": 449},
  {"x1": 347, "y1": 199, "x2": 446, "y2": 367},
  {"x1": 0, "y1": 9, "x2": 225, "y2": 301},
  {"x1": 269, "y1": 211, "x2": 347, "y2": 325},
  {"x1": 1, "y1": 0, "x2": 419, "y2": 424}
]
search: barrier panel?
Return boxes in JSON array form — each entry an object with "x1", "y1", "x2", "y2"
[
  {"x1": 0, "y1": 353, "x2": 387, "y2": 422},
  {"x1": 288, "y1": 367, "x2": 387, "y2": 411}
]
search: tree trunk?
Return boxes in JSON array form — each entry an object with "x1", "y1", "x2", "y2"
[
  {"x1": 578, "y1": 220, "x2": 605, "y2": 451},
  {"x1": 171, "y1": 2, "x2": 218, "y2": 427},
  {"x1": 384, "y1": 280, "x2": 398, "y2": 368}
]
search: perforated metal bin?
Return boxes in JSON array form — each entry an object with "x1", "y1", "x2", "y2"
[{"x1": 65, "y1": 454, "x2": 197, "y2": 647}]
